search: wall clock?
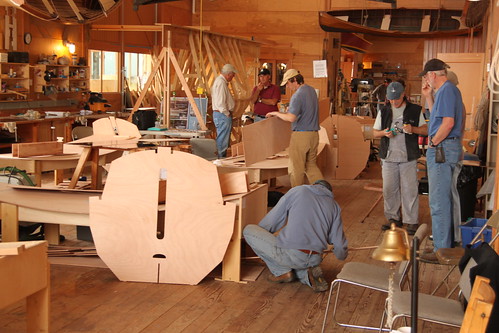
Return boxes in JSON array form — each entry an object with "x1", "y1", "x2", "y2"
[{"x1": 24, "y1": 33, "x2": 32, "y2": 45}]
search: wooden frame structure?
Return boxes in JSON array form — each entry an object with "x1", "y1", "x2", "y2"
[{"x1": 91, "y1": 24, "x2": 260, "y2": 132}]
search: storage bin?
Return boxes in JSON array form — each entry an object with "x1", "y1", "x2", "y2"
[{"x1": 460, "y1": 218, "x2": 492, "y2": 248}]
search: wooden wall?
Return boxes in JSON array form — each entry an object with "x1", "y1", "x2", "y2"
[{"x1": 192, "y1": 0, "x2": 331, "y2": 102}]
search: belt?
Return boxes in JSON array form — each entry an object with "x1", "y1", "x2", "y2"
[
  {"x1": 444, "y1": 137, "x2": 458, "y2": 140},
  {"x1": 298, "y1": 249, "x2": 320, "y2": 255},
  {"x1": 255, "y1": 114, "x2": 266, "y2": 118},
  {"x1": 293, "y1": 130, "x2": 318, "y2": 132}
]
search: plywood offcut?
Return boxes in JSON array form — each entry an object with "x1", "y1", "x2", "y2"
[{"x1": 89, "y1": 148, "x2": 236, "y2": 285}]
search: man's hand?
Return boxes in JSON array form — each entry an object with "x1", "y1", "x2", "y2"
[
  {"x1": 384, "y1": 128, "x2": 394, "y2": 138},
  {"x1": 403, "y1": 124, "x2": 413, "y2": 134},
  {"x1": 256, "y1": 82, "x2": 264, "y2": 92}
]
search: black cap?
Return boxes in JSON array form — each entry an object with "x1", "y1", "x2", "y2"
[
  {"x1": 314, "y1": 179, "x2": 332, "y2": 192},
  {"x1": 419, "y1": 58, "x2": 450, "y2": 76},
  {"x1": 258, "y1": 68, "x2": 271, "y2": 76}
]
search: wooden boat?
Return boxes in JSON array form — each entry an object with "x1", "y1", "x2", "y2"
[{"x1": 319, "y1": 11, "x2": 482, "y2": 38}]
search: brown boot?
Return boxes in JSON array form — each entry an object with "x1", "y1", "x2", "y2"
[{"x1": 267, "y1": 271, "x2": 295, "y2": 283}]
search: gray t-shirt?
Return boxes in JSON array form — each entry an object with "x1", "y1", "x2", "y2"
[{"x1": 287, "y1": 84, "x2": 320, "y2": 131}]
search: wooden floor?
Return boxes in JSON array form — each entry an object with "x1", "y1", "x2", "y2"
[{"x1": 0, "y1": 163, "x2": 462, "y2": 333}]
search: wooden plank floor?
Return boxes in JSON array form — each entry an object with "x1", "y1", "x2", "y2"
[{"x1": 0, "y1": 163, "x2": 462, "y2": 333}]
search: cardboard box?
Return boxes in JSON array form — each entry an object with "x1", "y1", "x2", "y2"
[{"x1": 460, "y1": 218, "x2": 491, "y2": 248}]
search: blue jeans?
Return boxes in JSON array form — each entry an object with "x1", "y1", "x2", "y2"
[
  {"x1": 243, "y1": 224, "x2": 322, "y2": 287},
  {"x1": 213, "y1": 111, "x2": 232, "y2": 158},
  {"x1": 426, "y1": 139, "x2": 462, "y2": 250}
]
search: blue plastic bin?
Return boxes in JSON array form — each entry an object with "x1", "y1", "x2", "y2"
[{"x1": 460, "y1": 218, "x2": 492, "y2": 248}]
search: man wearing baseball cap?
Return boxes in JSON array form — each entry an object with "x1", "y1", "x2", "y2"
[
  {"x1": 265, "y1": 69, "x2": 323, "y2": 187},
  {"x1": 211, "y1": 64, "x2": 237, "y2": 158},
  {"x1": 373, "y1": 82, "x2": 427, "y2": 236},
  {"x1": 419, "y1": 58, "x2": 464, "y2": 262},
  {"x1": 250, "y1": 68, "x2": 281, "y2": 122}
]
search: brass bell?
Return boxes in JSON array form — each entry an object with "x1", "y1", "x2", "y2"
[{"x1": 372, "y1": 223, "x2": 410, "y2": 262}]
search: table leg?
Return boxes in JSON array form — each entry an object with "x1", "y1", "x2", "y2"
[
  {"x1": 34, "y1": 161, "x2": 42, "y2": 187},
  {"x1": 54, "y1": 169, "x2": 64, "y2": 185},
  {"x1": 69, "y1": 146, "x2": 92, "y2": 189},
  {"x1": 44, "y1": 224, "x2": 60, "y2": 245},
  {"x1": 1, "y1": 203, "x2": 19, "y2": 242},
  {"x1": 90, "y1": 147, "x2": 102, "y2": 190},
  {"x1": 26, "y1": 268, "x2": 50, "y2": 333}
]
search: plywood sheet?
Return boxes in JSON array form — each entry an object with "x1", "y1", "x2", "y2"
[
  {"x1": 89, "y1": 148, "x2": 236, "y2": 285},
  {"x1": 241, "y1": 117, "x2": 291, "y2": 166},
  {"x1": 320, "y1": 115, "x2": 370, "y2": 180}
]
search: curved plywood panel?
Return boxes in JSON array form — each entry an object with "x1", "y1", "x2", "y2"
[{"x1": 89, "y1": 148, "x2": 236, "y2": 285}]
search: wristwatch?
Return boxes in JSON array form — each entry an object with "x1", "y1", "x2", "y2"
[
  {"x1": 429, "y1": 138, "x2": 436, "y2": 148},
  {"x1": 258, "y1": 97, "x2": 262, "y2": 103}
]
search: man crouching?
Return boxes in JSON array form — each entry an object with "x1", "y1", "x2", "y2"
[{"x1": 243, "y1": 180, "x2": 348, "y2": 292}]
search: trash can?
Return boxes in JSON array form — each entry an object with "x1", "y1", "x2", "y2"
[{"x1": 457, "y1": 165, "x2": 481, "y2": 222}]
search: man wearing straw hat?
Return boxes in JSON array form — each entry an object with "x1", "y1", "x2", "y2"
[{"x1": 266, "y1": 69, "x2": 323, "y2": 187}]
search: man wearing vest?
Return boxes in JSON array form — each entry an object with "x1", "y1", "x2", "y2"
[{"x1": 373, "y1": 82, "x2": 428, "y2": 235}]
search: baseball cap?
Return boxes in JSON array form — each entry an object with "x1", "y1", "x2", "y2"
[
  {"x1": 258, "y1": 68, "x2": 271, "y2": 76},
  {"x1": 386, "y1": 82, "x2": 404, "y2": 100},
  {"x1": 314, "y1": 179, "x2": 332, "y2": 192},
  {"x1": 418, "y1": 58, "x2": 449, "y2": 76},
  {"x1": 221, "y1": 64, "x2": 237, "y2": 74},
  {"x1": 280, "y1": 69, "x2": 299, "y2": 86}
]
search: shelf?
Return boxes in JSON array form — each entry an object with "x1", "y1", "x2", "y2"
[{"x1": 34, "y1": 64, "x2": 89, "y2": 93}]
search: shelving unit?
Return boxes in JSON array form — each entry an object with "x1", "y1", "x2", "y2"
[
  {"x1": 486, "y1": 82, "x2": 499, "y2": 211},
  {"x1": 33, "y1": 64, "x2": 89, "y2": 94},
  {"x1": 0, "y1": 62, "x2": 30, "y2": 102},
  {"x1": 363, "y1": 65, "x2": 407, "y2": 86}
]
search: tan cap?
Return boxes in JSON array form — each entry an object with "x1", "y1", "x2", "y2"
[
  {"x1": 221, "y1": 63, "x2": 237, "y2": 74},
  {"x1": 280, "y1": 69, "x2": 299, "y2": 86}
]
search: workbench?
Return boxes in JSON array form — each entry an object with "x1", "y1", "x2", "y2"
[
  {"x1": 0, "y1": 240, "x2": 50, "y2": 333},
  {"x1": 0, "y1": 182, "x2": 267, "y2": 283},
  {"x1": 0, "y1": 146, "x2": 122, "y2": 187}
]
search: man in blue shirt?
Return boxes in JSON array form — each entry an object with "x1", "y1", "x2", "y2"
[
  {"x1": 243, "y1": 180, "x2": 348, "y2": 292},
  {"x1": 266, "y1": 69, "x2": 323, "y2": 187},
  {"x1": 419, "y1": 59, "x2": 464, "y2": 261}
]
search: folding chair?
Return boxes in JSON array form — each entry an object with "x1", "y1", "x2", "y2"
[{"x1": 321, "y1": 224, "x2": 428, "y2": 332}]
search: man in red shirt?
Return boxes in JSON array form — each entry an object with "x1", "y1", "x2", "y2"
[{"x1": 250, "y1": 68, "x2": 281, "y2": 122}]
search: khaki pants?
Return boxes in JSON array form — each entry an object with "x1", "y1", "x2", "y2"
[{"x1": 288, "y1": 131, "x2": 323, "y2": 187}]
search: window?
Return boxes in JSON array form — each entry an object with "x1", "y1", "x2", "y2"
[
  {"x1": 89, "y1": 50, "x2": 119, "y2": 92},
  {"x1": 124, "y1": 52, "x2": 152, "y2": 91}
]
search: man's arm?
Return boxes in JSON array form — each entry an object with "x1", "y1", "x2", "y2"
[
  {"x1": 328, "y1": 210, "x2": 348, "y2": 260},
  {"x1": 431, "y1": 117, "x2": 454, "y2": 145},
  {"x1": 258, "y1": 195, "x2": 288, "y2": 233},
  {"x1": 266, "y1": 111, "x2": 296, "y2": 122}
]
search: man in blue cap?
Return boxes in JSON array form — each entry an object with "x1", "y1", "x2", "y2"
[
  {"x1": 373, "y1": 81, "x2": 427, "y2": 235},
  {"x1": 250, "y1": 68, "x2": 281, "y2": 122},
  {"x1": 243, "y1": 180, "x2": 348, "y2": 292}
]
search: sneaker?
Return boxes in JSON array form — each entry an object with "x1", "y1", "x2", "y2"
[
  {"x1": 381, "y1": 219, "x2": 403, "y2": 231},
  {"x1": 267, "y1": 271, "x2": 295, "y2": 283},
  {"x1": 307, "y1": 266, "x2": 329, "y2": 292},
  {"x1": 404, "y1": 223, "x2": 418, "y2": 236}
]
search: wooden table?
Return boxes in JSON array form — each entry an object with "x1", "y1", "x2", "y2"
[
  {"x1": 0, "y1": 240, "x2": 50, "y2": 333},
  {"x1": 0, "y1": 147, "x2": 121, "y2": 187},
  {"x1": 0, "y1": 183, "x2": 267, "y2": 283},
  {"x1": 218, "y1": 155, "x2": 289, "y2": 185}
]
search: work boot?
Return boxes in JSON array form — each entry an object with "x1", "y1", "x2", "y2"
[
  {"x1": 307, "y1": 266, "x2": 329, "y2": 292},
  {"x1": 381, "y1": 219, "x2": 403, "y2": 231},
  {"x1": 267, "y1": 271, "x2": 295, "y2": 283},
  {"x1": 404, "y1": 223, "x2": 418, "y2": 236}
]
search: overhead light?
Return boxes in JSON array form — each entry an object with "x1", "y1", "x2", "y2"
[{"x1": 64, "y1": 40, "x2": 76, "y2": 54}]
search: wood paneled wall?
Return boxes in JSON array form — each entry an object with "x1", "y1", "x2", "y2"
[{"x1": 192, "y1": 0, "x2": 330, "y2": 101}]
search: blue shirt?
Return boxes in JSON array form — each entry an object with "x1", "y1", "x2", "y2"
[
  {"x1": 429, "y1": 80, "x2": 463, "y2": 139},
  {"x1": 258, "y1": 184, "x2": 348, "y2": 260},
  {"x1": 287, "y1": 84, "x2": 320, "y2": 131}
]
